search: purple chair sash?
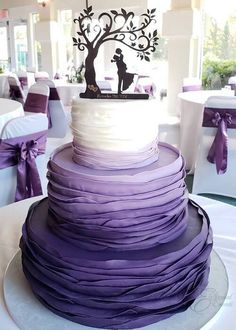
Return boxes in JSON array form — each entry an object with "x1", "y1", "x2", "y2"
[
  {"x1": 0, "y1": 130, "x2": 47, "y2": 201},
  {"x1": 19, "y1": 77, "x2": 28, "y2": 89},
  {"x1": 47, "y1": 87, "x2": 61, "y2": 128},
  {"x1": 49, "y1": 87, "x2": 60, "y2": 100},
  {"x1": 24, "y1": 92, "x2": 49, "y2": 114},
  {"x1": 9, "y1": 85, "x2": 24, "y2": 100},
  {"x1": 24, "y1": 92, "x2": 51, "y2": 128},
  {"x1": 182, "y1": 85, "x2": 202, "y2": 92},
  {"x1": 228, "y1": 83, "x2": 236, "y2": 91},
  {"x1": 203, "y1": 107, "x2": 236, "y2": 174}
]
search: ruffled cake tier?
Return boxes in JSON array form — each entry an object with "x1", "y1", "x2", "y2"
[
  {"x1": 47, "y1": 142, "x2": 188, "y2": 251},
  {"x1": 20, "y1": 198, "x2": 212, "y2": 330}
]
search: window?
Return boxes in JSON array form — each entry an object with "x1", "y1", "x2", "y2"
[
  {"x1": 0, "y1": 23, "x2": 9, "y2": 70},
  {"x1": 58, "y1": 9, "x2": 73, "y2": 75},
  {"x1": 13, "y1": 24, "x2": 28, "y2": 71},
  {"x1": 32, "y1": 13, "x2": 41, "y2": 71},
  {"x1": 202, "y1": 0, "x2": 236, "y2": 88}
]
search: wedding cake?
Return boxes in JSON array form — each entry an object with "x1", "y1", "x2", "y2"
[{"x1": 20, "y1": 98, "x2": 213, "y2": 329}]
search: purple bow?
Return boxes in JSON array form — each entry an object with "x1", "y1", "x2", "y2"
[
  {"x1": 203, "y1": 107, "x2": 236, "y2": 174},
  {"x1": 0, "y1": 130, "x2": 47, "y2": 201}
]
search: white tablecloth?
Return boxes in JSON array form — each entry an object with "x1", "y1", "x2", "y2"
[
  {"x1": 54, "y1": 80, "x2": 85, "y2": 106},
  {"x1": 178, "y1": 89, "x2": 235, "y2": 171},
  {"x1": 0, "y1": 194, "x2": 236, "y2": 330},
  {"x1": 0, "y1": 98, "x2": 24, "y2": 133},
  {"x1": 0, "y1": 74, "x2": 9, "y2": 98}
]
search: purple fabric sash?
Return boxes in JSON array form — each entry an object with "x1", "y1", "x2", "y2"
[
  {"x1": 19, "y1": 77, "x2": 28, "y2": 89},
  {"x1": 49, "y1": 87, "x2": 60, "y2": 100},
  {"x1": 0, "y1": 130, "x2": 47, "y2": 201},
  {"x1": 9, "y1": 85, "x2": 24, "y2": 101},
  {"x1": 182, "y1": 85, "x2": 202, "y2": 92},
  {"x1": 228, "y1": 83, "x2": 236, "y2": 91},
  {"x1": 24, "y1": 92, "x2": 49, "y2": 114},
  {"x1": 24, "y1": 92, "x2": 51, "y2": 128},
  {"x1": 203, "y1": 107, "x2": 236, "y2": 174},
  {"x1": 47, "y1": 88, "x2": 61, "y2": 128}
]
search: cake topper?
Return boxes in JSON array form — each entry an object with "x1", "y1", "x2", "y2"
[{"x1": 72, "y1": 1, "x2": 159, "y2": 99}]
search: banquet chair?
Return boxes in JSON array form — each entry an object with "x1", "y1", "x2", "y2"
[
  {"x1": 35, "y1": 71, "x2": 49, "y2": 82},
  {"x1": 192, "y1": 96, "x2": 236, "y2": 198},
  {"x1": 0, "y1": 113, "x2": 48, "y2": 207},
  {"x1": 227, "y1": 76, "x2": 236, "y2": 93},
  {"x1": 8, "y1": 75, "x2": 25, "y2": 105},
  {"x1": 17, "y1": 71, "x2": 28, "y2": 90},
  {"x1": 24, "y1": 83, "x2": 49, "y2": 115},
  {"x1": 182, "y1": 77, "x2": 202, "y2": 92},
  {"x1": 135, "y1": 75, "x2": 156, "y2": 97},
  {"x1": 38, "y1": 79, "x2": 69, "y2": 138},
  {"x1": 97, "y1": 80, "x2": 112, "y2": 91}
]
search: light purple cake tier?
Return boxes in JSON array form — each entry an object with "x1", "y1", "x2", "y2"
[{"x1": 47, "y1": 142, "x2": 188, "y2": 251}]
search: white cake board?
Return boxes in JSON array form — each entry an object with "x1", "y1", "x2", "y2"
[{"x1": 3, "y1": 250, "x2": 228, "y2": 330}]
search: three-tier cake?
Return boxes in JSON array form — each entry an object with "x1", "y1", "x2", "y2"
[{"x1": 20, "y1": 98, "x2": 213, "y2": 329}]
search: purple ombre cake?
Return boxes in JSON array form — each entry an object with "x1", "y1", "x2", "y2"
[{"x1": 20, "y1": 98, "x2": 213, "y2": 329}]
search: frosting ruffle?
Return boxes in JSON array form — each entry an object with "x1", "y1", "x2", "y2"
[
  {"x1": 72, "y1": 138, "x2": 160, "y2": 170},
  {"x1": 20, "y1": 199, "x2": 212, "y2": 330},
  {"x1": 47, "y1": 143, "x2": 188, "y2": 250}
]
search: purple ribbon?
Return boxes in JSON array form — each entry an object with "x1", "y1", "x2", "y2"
[
  {"x1": 0, "y1": 130, "x2": 47, "y2": 201},
  {"x1": 182, "y1": 85, "x2": 202, "y2": 92},
  {"x1": 203, "y1": 107, "x2": 236, "y2": 174}
]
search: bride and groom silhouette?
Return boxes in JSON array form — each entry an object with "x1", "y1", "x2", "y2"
[{"x1": 111, "y1": 48, "x2": 135, "y2": 94}]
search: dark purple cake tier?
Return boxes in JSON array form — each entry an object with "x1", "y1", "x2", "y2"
[
  {"x1": 20, "y1": 198, "x2": 212, "y2": 329},
  {"x1": 46, "y1": 142, "x2": 188, "y2": 251}
]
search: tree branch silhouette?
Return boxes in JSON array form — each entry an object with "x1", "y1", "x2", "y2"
[{"x1": 72, "y1": 6, "x2": 159, "y2": 97}]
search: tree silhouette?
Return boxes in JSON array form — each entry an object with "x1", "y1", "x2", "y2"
[{"x1": 72, "y1": 4, "x2": 159, "y2": 98}]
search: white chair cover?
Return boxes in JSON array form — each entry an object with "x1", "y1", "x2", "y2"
[
  {"x1": 35, "y1": 71, "x2": 49, "y2": 81},
  {"x1": 192, "y1": 96, "x2": 236, "y2": 197},
  {"x1": 0, "y1": 114, "x2": 48, "y2": 207},
  {"x1": 27, "y1": 71, "x2": 36, "y2": 89},
  {"x1": 228, "y1": 76, "x2": 236, "y2": 84},
  {"x1": 228, "y1": 76, "x2": 236, "y2": 91},
  {"x1": 24, "y1": 83, "x2": 49, "y2": 115},
  {"x1": 38, "y1": 79, "x2": 69, "y2": 138}
]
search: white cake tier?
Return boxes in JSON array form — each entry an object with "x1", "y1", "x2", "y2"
[{"x1": 71, "y1": 98, "x2": 159, "y2": 152}]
